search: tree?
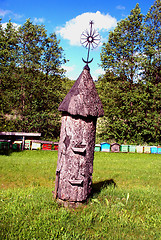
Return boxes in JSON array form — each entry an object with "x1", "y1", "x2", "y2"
[
  {"x1": 0, "y1": 19, "x2": 67, "y2": 139},
  {"x1": 96, "y1": 72, "x2": 141, "y2": 143},
  {"x1": 0, "y1": 20, "x2": 20, "y2": 131},
  {"x1": 141, "y1": 0, "x2": 161, "y2": 143},
  {"x1": 42, "y1": 33, "x2": 66, "y2": 78},
  {"x1": 16, "y1": 19, "x2": 66, "y2": 138},
  {"x1": 99, "y1": 4, "x2": 144, "y2": 143},
  {"x1": 101, "y1": 4, "x2": 144, "y2": 85},
  {"x1": 98, "y1": 2, "x2": 161, "y2": 144},
  {"x1": 17, "y1": 19, "x2": 46, "y2": 119},
  {"x1": 143, "y1": 0, "x2": 161, "y2": 85}
]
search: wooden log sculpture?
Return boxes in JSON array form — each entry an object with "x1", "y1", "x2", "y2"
[{"x1": 55, "y1": 65, "x2": 104, "y2": 206}]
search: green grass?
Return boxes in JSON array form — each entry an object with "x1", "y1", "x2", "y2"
[{"x1": 0, "y1": 151, "x2": 161, "y2": 239}]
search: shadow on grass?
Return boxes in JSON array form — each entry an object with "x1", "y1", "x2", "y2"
[
  {"x1": 0, "y1": 149, "x2": 21, "y2": 156},
  {"x1": 91, "y1": 179, "x2": 116, "y2": 195},
  {"x1": 0, "y1": 149, "x2": 13, "y2": 156}
]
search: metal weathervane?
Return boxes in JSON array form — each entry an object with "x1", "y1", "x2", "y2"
[{"x1": 80, "y1": 20, "x2": 101, "y2": 65}]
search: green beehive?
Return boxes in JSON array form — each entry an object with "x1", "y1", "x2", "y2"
[
  {"x1": 95, "y1": 144, "x2": 101, "y2": 152},
  {"x1": 0, "y1": 141, "x2": 10, "y2": 150},
  {"x1": 129, "y1": 145, "x2": 136, "y2": 153},
  {"x1": 25, "y1": 140, "x2": 31, "y2": 150},
  {"x1": 12, "y1": 143, "x2": 18, "y2": 150},
  {"x1": 120, "y1": 145, "x2": 128, "y2": 152}
]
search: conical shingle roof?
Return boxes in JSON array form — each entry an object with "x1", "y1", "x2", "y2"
[{"x1": 58, "y1": 65, "x2": 104, "y2": 117}]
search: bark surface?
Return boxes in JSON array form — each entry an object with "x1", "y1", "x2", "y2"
[{"x1": 55, "y1": 66, "x2": 104, "y2": 203}]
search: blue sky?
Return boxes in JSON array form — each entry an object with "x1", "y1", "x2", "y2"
[{"x1": 0, "y1": 0, "x2": 154, "y2": 80}]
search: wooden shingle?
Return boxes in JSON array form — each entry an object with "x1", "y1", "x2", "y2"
[{"x1": 58, "y1": 66, "x2": 104, "y2": 117}]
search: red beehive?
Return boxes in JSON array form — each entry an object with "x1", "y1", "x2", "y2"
[{"x1": 42, "y1": 143, "x2": 52, "y2": 150}]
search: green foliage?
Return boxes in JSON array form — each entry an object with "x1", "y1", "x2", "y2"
[
  {"x1": 0, "y1": 20, "x2": 19, "y2": 115},
  {"x1": 0, "y1": 151, "x2": 161, "y2": 239},
  {"x1": 0, "y1": 19, "x2": 66, "y2": 139},
  {"x1": 143, "y1": 0, "x2": 161, "y2": 84},
  {"x1": 101, "y1": 4, "x2": 144, "y2": 84},
  {"x1": 98, "y1": 2, "x2": 161, "y2": 144},
  {"x1": 0, "y1": 2, "x2": 160, "y2": 144}
]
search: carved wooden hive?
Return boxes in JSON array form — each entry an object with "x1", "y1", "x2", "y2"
[{"x1": 55, "y1": 65, "x2": 104, "y2": 204}]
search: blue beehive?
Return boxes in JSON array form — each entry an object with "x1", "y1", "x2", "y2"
[
  {"x1": 150, "y1": 146, "x2": 157, "y2": 154},
  {"x1": 101, "y1": 142, "x2": 110, "y2": 152}
]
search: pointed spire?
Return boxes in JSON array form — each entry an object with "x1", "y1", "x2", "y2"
[{"x1": 58, "y1": 66, "x2": 104, "y2": 117}]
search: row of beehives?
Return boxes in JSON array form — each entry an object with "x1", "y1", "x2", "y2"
[
  {"x1": 24, "y1": 140, "x2": 59, "y2": 151},
  {"x1": 0, "y1": 140, "x2": 59, "y2": 151},
  {"x1": 95, "y1": 143, "x2": 161, "y2": 154}
]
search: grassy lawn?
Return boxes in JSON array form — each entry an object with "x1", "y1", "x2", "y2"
[{"x1": 0, "y1": 151, "x2": 161, "y2": 239}]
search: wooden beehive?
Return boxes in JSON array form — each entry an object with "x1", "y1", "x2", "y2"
[
  {"x1": 111, "y1": 143, "x2": 120, "y2": 152},
  {"x1": 55, "y1": 65, "x2": 104, "y2": 205}
]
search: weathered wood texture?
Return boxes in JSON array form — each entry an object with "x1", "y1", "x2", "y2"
[
  {"x1": 111, "y1": 143, "x2": 120, "y2": 153},
  {"x1": 58, "y1": 66, "x2": 104, "y2": 117},
  {"x1": 56, "y1": 113, "x2": 96, "y2": 202},
  {"x1": 55, "y1": 66, "x2": 104, "y2": 203}
]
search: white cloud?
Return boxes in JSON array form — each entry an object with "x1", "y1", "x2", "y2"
[
  {"x1": 116, "y1": 5, "x2": 126, "y2": 10},
  {"x1": 13, "y1": 13, "x2": 23, "y2": 20},
  {"x1": 0, "y1": 9, "x2": 11, "y2": 17},
  {"x1": 0, "y1": 8, "x2": 23, "y2": 20},
  {"x1": 62, "y1": 65, "x2": 75, "y2": 73},
  {"x1": 62, "y1": 65, "x2": 77, "y2": 80},
  {"x1": 92, "y1": 68, "x2": 105, "y2": 81},
  {"x1": 94, "y1": 68, "x2": 105, "y2": 75},
  {"x1": 33, "y1": 18, "x2": 45, "y2": 24},
  {"x1": 56, "y1": 11, "x2": 117, "y2": 46}
]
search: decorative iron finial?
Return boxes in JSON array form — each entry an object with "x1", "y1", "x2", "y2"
[{"x1": 80, "y1": 20, "x2": 101, "y2": 65}]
